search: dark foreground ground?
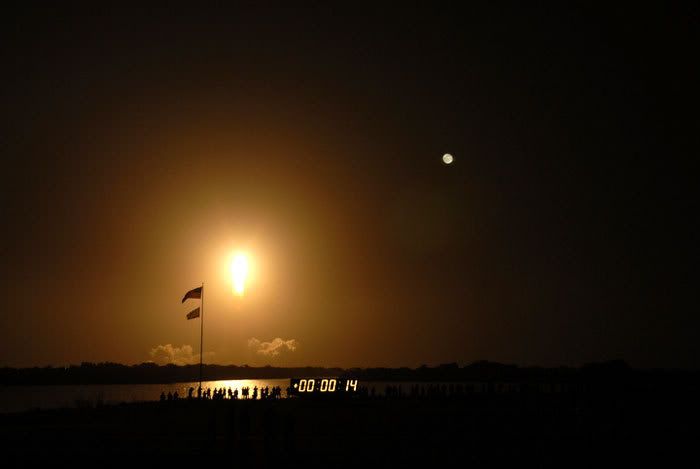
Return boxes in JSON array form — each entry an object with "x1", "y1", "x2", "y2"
[{"x1": 1, "y1": 389, "x2": 698, "y2": 467}]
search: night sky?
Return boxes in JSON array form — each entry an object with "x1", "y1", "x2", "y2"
[{"x1": 1, "y1": 4, "x2": 696, "y2": 368}]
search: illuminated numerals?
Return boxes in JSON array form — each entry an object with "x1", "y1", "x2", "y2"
[
  {"x1": 294, "y1": 378, "x2": 347, "y2": 393},
  {"x1": 298, "y1": 379, "x2": 317, "y2": 392},
  {"x1": 349, "y1": 379, "x2": 357, "y2": 391}
]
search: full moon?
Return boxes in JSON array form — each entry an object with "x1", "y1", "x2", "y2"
[{"x1": 442, "y1": 153, "x2": 454, "y2": 165}]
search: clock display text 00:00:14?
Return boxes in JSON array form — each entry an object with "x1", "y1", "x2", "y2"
[{"x1": 291, "y1": 378, "x2": 358, "y2": 393}]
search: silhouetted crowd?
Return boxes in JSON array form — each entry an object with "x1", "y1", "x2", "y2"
[
  {"x1": 386, "y1": 383, "x2": 475, "y2": 399},
  {"x1": 158, "y1": 382, "x2": 524, "y2": 402},
  {"x1": 160, "y1": 385, "x2": 285, "y2": 402}
]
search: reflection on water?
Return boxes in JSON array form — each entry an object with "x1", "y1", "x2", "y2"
[
  {"x1": 0, "y1": 378, "x2": 291, "y2": 414},
  {"x1": 168, "y1": 379, "x2": 291, "y2": 400},
  {"x1": 0, "y1": 380, "x2": 468, "y2": 413}
]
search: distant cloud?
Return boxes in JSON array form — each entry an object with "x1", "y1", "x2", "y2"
[
  {"x1": 248, "y1": 337, "x2": 298, "y2": 357},
  {"x1": 149, "y1": 344, "x2": 215, "y2": 365}
]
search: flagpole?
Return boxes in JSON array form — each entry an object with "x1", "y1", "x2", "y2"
[{"x1": 199, "y1": 282, "x2": 204, "y2": 396}]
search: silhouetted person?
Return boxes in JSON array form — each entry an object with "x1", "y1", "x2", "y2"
[
  {"x1": 188, "y1": 387, "x2": 194, "y2": 399},
  {"x1": 160, "y1": 391, "x2": 166, "y2": 402},
  {"x1": 167, "y1": 391, "x2": 173, "y2": 401},
  {"x1": 173, "y1": 391, "x2": 179, "y2": 400}
]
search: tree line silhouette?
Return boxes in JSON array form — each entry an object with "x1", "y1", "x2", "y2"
[{"x1": 2, "y1": 360, "x2": 699, "y2": 389}]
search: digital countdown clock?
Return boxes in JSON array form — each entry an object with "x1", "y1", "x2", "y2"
[{"x1": 289, "y1": 378, "x2": 359, "y2": 395}]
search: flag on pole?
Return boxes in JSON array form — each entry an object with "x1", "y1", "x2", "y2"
[
  {"x1": 182, "y1": 286, "x2": 202, "y2": 303},
  {"x1": 186, "y1": 307, "x2": 201, "y2": 320}
]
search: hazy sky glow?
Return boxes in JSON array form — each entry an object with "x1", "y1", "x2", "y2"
[{"x1": 0, "y1": 4, "x2": 695, "y2": 368}]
